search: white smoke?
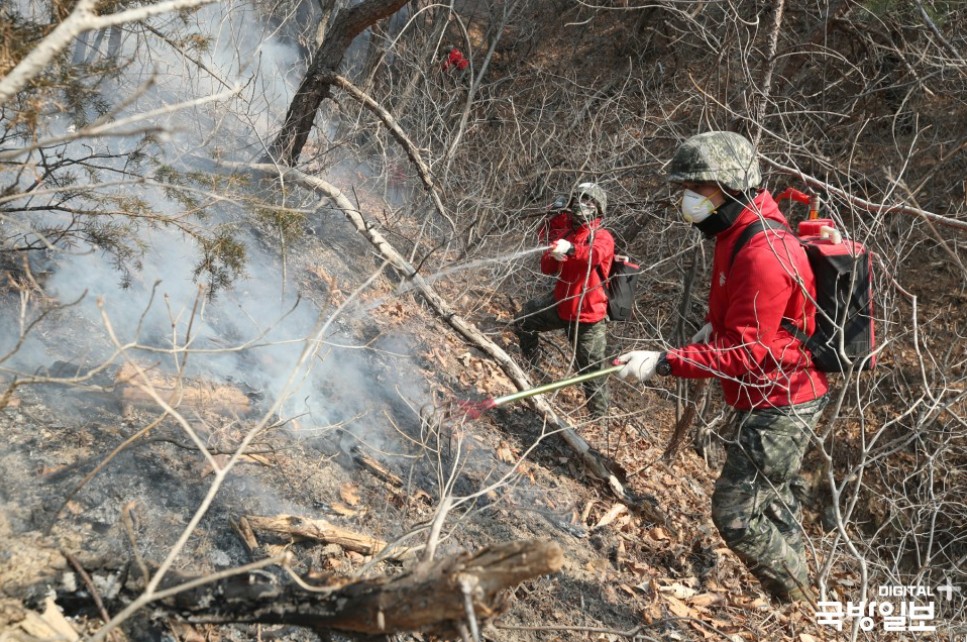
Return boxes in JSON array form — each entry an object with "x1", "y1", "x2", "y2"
[{"x1": 4, "y1": 0, "x2": 435, "y2": 443}]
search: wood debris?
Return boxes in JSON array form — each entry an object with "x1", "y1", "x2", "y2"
[
  {"x1": 12, "y1": 596, "x2": 79, "y2": 641},
  {"x1": 168, "y1": 539, "x2": 563, "y2": 636},
  {"x1": 244, "y1": 514, "x2": 390, "y2": 557},
  {"x1": 351, "y1": 446, "x2": 403, "y2": 487},
  {"x1": 115, "y1": 362, "x2": 252, "y2": 416}
]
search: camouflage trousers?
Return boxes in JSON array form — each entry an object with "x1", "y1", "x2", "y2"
[
  {"x1": 514, "y1": 292, "x2": 610, "y2": 419},
  {"x1": 711, "y1": 396, "x2": 828, "y2": 600}
]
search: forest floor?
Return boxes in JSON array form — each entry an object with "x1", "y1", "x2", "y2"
[{"x1": 0, "y1": 214, "x2": 889, "y2": 642}]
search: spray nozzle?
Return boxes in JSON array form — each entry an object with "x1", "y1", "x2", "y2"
[{"x1": 775, "y1": 188, "x2": 822, "y2": 220}]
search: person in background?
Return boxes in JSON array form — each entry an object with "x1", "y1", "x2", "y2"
[
  {"x1": 515, "y1": 183, "x2": 614, "y2": 420},
  {"x1": 615, "y1": 131, "x2": 828, "y2": 604},
  {"x1": 442, "y1": 46, "x2": 469, "y2": 73}
]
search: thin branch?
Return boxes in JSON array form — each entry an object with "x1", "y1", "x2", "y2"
[
  {"x1": 323, "y1": 73, "x2": 455, "y2": 235},
  {"x1": 0, "y1": 0, "x2": 220, "y2": 105},
  {"x1": 762, "y1": 156, "x2": 967, "y2": 232},
  {"x1": 914, "y1": 0, "x2": 965, "y2": 63}
]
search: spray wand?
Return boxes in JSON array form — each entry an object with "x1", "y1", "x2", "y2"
[{"x1": 459, "y1": 363, "x2": 623, "y2": 419}]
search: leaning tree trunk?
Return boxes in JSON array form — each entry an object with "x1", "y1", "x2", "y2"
[
  {"x1": 269, "y1": 0, "x2": 409, "y2": 166},
  {"x1": 235, "y1": 162, "x2": 634, "y2": 501}
]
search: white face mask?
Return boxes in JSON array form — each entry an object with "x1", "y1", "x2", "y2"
[
  {"x1": 681, "y1": 189, "x2": 716, "y2": 224},
  {"x1": 571, "y1": 201, "x2": 596, "y2": 222}
]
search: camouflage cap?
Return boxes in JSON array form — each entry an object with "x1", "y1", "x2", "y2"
[
  {"x1": 573, "y1": 182, "x2": 607, "y2": 216},
  {"x1": 667, "y1": 131, "x2": 762, "y2": 192}
]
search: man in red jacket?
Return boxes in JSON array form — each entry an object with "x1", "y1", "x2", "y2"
[
  {"x1": 616, "y1": 132, "x2": 828, "y2": 603},
  {"x1": 515, "y1": 183, "x2": 615, "y2": 419}
]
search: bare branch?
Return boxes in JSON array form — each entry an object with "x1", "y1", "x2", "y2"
[
  {"x1": 0, "y1": 0, "x2": 220, "y2": 106},
  {"x1": 763, "y1": 156, "x2": 967, "y2": 232}
]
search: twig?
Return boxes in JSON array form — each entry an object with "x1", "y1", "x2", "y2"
[
  {"x1": 120, "y1": 501, "x2": 149, "y2": 585},
  {"x1": 459, "y1": 575, "x2": 481, "y2": 642},
  {"x1": 150, "y1": 555, "x2": 289, "y2": 604},
  {"x1": 495, "y1": 616, "x2": 738, "y2": 642},
  {"x1": 493, "y1": 622, "x2": 659, "y2": 641},
  {"x1": 63, "y1": 551, "x2": 111, "y2": 625}
]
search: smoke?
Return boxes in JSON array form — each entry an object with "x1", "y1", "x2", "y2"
[
  {"x1": 0, "y1": 1, "x2": 559, "y2": 574},
  {"x1": 0, "y1": 0, "x2": 442, "y2": 450}
]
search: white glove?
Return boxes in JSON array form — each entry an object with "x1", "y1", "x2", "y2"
[
  {"x1": 691, "y1": 322, "x2": 712, "y2": 344},
  {"x1": 550, "y1": 239, "x2": 572, "y2": 261},
  {"x1": 615, "y1": 350, "x2": 663, "y2": 381}
]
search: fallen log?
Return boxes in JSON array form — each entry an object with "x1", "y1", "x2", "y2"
[
  {"x1": 115, "y1": 363, "x2": 252, "y2": 416},
  {"x1": 244, "y1": 514, "x2": 388, "y2": 557},
  {"x1": 168, "y1": 539, "x2": 563, "y2": 636}
]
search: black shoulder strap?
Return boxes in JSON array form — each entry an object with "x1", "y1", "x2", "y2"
[
  {"x1": 728, "y1": 219, "x2": 812, "y2": 344},
  {"x1": 728, "y1": 218, "x2": 789, "y2": 269},
  {"x1": 595, "y1": 248, "x2": 620, "y2": 283}
]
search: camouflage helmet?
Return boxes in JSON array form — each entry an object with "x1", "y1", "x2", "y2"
[
  {"x1": 572, "y1": 182, "x2": 607, "y2": 217},
  {"x1": 667, "y1": 131, "x2": 762, "y2": 192}
]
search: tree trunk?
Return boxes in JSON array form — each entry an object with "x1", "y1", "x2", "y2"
[{"x1": 269, "y1": 0, "x2": 409, "y2": 165}]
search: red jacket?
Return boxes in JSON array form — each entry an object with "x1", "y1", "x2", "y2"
[
  {"x1": 665, "y1": 191, "x2": 828, "y2": 410},
  {"x1": 537, "y1": 212, "x2": 572, "y2": 244},
  {"x1": 540, "y1": 219, "x2": 614, "y2": 323}
]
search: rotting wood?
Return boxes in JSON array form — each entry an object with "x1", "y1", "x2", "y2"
[
  {"x1": 114, "y1": 362, "x2": 251, "y2": 416},
  {"x1": 244, "y1": 514, "x2": 414, "y2": 560},
  {"x1": 237, "y1": 162, "x2": 631, "y2": 502},
  {"x1": 351, "y1": 446, "x2": 403, "y2": 487},
  {"x1": 168, "y1": 539, "x2": 563, "y2": 636}
]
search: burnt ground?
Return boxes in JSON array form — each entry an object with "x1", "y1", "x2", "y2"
[{"x1": 0, "y1": 225, "x2": 845, "y2": 642}]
